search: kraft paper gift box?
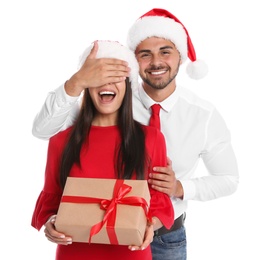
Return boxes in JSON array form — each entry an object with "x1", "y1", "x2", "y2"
[{"x1": 55, "y1": 177, "x2": 151, "y2": 246}]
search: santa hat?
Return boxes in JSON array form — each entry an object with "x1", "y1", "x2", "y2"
[
  {"x1": 78, "y1": 40, "x2": 139, "y2": 90},
  {"x1": 127, "y1": 8, "x2": 208, "y2": 80}
]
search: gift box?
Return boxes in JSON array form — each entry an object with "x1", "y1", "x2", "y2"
[{"x1": 55, "y1": 177, "x2": 151, "y2": 246}]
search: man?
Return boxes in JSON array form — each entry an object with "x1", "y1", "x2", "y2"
[{"x1": 32, "y1": 8, "x2": 239, "y2": 260}]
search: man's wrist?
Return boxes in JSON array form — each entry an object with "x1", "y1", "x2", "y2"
[
  {"x1": 64, "y1": 78, "x2": 84, "y2": 97},
  {"x1": 175, "y1": 180, "x2": 184, "y2": 200}
]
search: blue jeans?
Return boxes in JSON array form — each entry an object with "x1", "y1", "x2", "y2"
[{"x1": 151, "y1": 226, "x2": 187, "y2": 260}]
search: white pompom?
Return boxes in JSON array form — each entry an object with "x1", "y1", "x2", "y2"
[{"x1": 186, "y1": 60, "x2": 209, "y2": 80}]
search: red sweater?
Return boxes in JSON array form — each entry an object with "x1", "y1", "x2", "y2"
[{"x1": 31, "y1": 125, "x2": 174, "y2": 260}]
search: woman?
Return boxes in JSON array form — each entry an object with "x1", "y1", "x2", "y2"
[{"x1": 31, "y1": 40, "x2": 174, "y2": 260}]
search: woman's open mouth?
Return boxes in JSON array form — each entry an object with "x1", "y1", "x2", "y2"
[{"x1": 99, "y1": 91, "x2": 116, "y2": 102}]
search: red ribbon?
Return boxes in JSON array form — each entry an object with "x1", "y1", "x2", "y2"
[{"x1": 61, "y1": 179, "x2": 151, "y2": 244}]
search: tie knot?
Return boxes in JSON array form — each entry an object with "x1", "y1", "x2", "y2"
[{"x1": 151, "y1": 104, "x2": 161, "y2": 115}]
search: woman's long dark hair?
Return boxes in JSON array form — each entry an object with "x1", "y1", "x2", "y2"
[{"x1": 59, "y1": 78, "x2": 148, "y2": 188}]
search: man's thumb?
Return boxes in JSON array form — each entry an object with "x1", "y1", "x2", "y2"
[{"x1": 87, "y1": 41, "x2": 98, "y2": 59}]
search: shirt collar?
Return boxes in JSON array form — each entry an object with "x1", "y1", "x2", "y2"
[{"x1": 138, "y1": 84, "x2": 180, "y2": 112}]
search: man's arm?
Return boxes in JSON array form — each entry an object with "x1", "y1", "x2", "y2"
[
  {"x1": 32, "y1": 41, "x2": 130, "y2": 140},
  {"x1": 148, "y1": 110, "x2": 239, "y2": 200},
  {"x1": 32, "y1": 84, "x2": 80, "y2": 140},
  {"x1": 182, "y1": 109, "x2": 239, "y2": 201}
]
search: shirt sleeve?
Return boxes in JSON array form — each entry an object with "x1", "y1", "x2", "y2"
[
  {"x1": 31, "y1": 133, "x2": 65, "y2": 230},
  {"x1": 181, "y1": 109, "x2": 239, "y2": 201},
  {"x1": 32, "y1": 84, "x2": 81, "y2": 140},
  {"x1": 146, "y1": 127, "x2": 174, "y2": 229}
]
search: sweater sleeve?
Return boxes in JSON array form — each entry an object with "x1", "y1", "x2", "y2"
[
  {"x1": 145, "y1": 127, "x2": 174, "y2": 229},
  {"x1": 31, "y1": 132, "x2": 66, "y2": 230},
  {"x1": 31, "y1": 191, "x2": 61, "y2": 231}
]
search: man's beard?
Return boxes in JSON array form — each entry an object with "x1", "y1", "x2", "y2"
[
  {"x1": 140, "y1": 63, "x2": 180, "y2": 90},
  {"x1": 141, "y1": 74, "x2": 175, "y2": 90}
]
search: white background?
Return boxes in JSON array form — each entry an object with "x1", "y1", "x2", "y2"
[{"x1": 1, "y1": 0, "x2": 257, "y2": 259}]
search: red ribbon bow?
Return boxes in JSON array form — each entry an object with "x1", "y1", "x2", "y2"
[{"x1": 61, "y1": 179, "x2": 152, "y2": 244}]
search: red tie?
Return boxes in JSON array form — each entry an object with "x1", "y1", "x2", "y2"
[{"x1": 149, "y1": 104, "x2": 161, "y2": 130}]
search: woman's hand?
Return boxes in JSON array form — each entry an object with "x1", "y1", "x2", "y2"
[
  {"x1": 128, "y1": 218, "x2": 156, "y2": 251},
  {"x1": 44, "y1": 215, "x2": 73, "y2": 245}
]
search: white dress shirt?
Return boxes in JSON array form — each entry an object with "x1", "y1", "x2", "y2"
[{"x1": 32, "y1": 83, "x2": 239, "y2": 219}]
